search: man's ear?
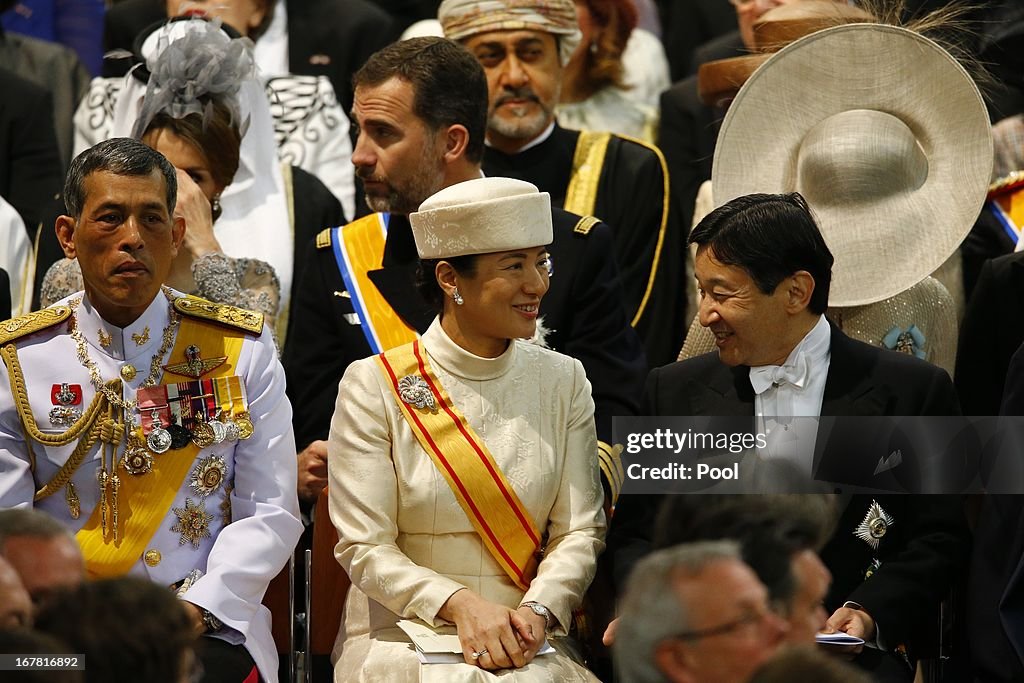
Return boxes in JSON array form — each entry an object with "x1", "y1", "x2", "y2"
[
  {"x1": 441, "y1": 124, "x2": 470, "y2": 165},
  {"x1": 170, "y1": 215, "x2": 186, "y2": 257},
  {"x1": 785, "y1": 270, "x2": 815, "y2": 313},
  {"x1": 654, "y1": 640, "x2": 696, "y2": 683},
  {"x1": 54, "y1": 216, "x2": 77, "y2": 259}
]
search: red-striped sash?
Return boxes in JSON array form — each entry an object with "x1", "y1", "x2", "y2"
[{"x1": 376, "y1": 340, "x2": 540, "y2": 591}]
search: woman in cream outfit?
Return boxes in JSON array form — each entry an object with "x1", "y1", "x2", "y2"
[{"x1": 328, "y1": 178, "x2": 605, "y2": 682}]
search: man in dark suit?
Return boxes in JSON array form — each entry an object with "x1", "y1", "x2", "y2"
[
  {"x1": 0, "y1": 67, "x2": 63, "y2": 236},
  {"x1": 283, "y1": 37, "x2": 645, "y2": 510},
  {"x1": 956, "y1": 250, "x2": 1024, "y2": 415},
  {"x1": 103, "y1": 0, "x2": 394, "y2": 110},
  {"x1": 607, "y1": 192, "x2": 969, "y2": 682},
  {"x1": 438, "y1": 0, "x2": 684, "y2": 367}
]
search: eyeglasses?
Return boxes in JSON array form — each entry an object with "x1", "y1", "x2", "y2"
[{"x1": 672, "y1": 606, "x2": 772, "y2": 641}]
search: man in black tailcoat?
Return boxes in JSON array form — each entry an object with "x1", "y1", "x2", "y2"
[{"x1": 607, "y1": 193, "x2": 969, "y2": 682}]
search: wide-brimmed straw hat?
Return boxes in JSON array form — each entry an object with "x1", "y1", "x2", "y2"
[
  {"x1": 411, "y1": 177, "x2": 553, "y2": 259},
  {"x1": 713, "y1": 23, "x2": 992, "y2": 306},
  {"x1": 698, "y1": 0, "x2": 874, "y2": 107}
]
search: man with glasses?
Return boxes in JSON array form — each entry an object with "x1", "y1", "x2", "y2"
[{"x1": 613, "y1": 540, "x2": 788, "y2": 683}]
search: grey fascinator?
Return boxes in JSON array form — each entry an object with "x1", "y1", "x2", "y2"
[{"x1": 130, "y1": 19, "x2": 256, "y2": 140}]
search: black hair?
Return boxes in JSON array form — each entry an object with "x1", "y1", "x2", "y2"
[
  {"x1": 64, "y1": 138, "x2": 177, "y2": 219},
  {"x1": 353, "y1": 37, "x2": 488, "y2": 163},
  {"x1": 690, "y1": 192, "x2": 834, "y2": 314},
  {"x1": 415, "y1": 255, "x2": 479, "y2": 313}
]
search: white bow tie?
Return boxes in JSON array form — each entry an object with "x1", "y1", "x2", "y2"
[{"x1": 749, "y1": 352, "x2": 811, "y2": 395}]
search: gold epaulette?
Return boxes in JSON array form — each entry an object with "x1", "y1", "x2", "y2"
[
  {"x1": 173, "y1": 295, "x2": 264, "y2": 335},
  {"x1": 597, "y1": 440, "x2": 625, "y2": 511},
  {"x1": 574, "y1": 216, "x2": 600, "y2": 236},
  {"x1": 0, "y1": 306, "x2": 73, "y2": 346},
  {"x1": 316, "y1": 227, "x2": 333, "y2": 250},
  {"x1": 988, "y1": 171, "x2": 1024, "y2": 200}
]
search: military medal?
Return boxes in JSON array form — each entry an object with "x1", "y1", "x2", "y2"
[
  {"x1": 170, "y1": 498, "x2": 215, "y2": 548},
  {"x1": 854, "y1": 499, "x2": 894, "y2": 551},
  {"x1": 49, "y1": 383, "x2": 83, "y2": 426},
  {"x1": 191, "y1": 419, "x2": 216, "y2": 448},
  {"x1": 222, "y1": 413, "x2": 241, "y2": 442},
  {"x1": 208, "y1": 418, "x2": 227, "y2": 444},
  {"x1": 122, "y1": 436, "x2": 154, "y2": 475},
  {"x1": 190, "y1": 456, "x2": 227, "y2": 497},
  {"x1": 168, "y1": 423, "x2": 192, "y2": 449},
  {"x1": 234, "y1": 412, "x2": 254, "y2": 439},
  {"x1": 147, "y1": 427, "x2": 172, "y2": 454},
  {"x1": 163, "y1": 345, "x2": 227, "y2": 378}
]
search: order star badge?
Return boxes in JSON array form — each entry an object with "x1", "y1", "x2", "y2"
[
  {"x1": 854, "y1": 499, "x2": 894, "y2": 550},
  {"x1": 190, "y1": 456, "x2": 227, "y2": 497},
  {"x1": 171, "y1": 498, "x2": 215, "y2": 548}
]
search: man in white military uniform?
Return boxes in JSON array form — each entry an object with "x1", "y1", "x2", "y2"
[{"x1": 0, "y1": 138, "x2": 302, "y2": 683}]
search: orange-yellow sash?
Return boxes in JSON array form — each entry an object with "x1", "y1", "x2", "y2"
[
  {"x1": 332, "y1": 214, "x2": 418, "y2": 353},
  {"x1": 77, "y1": 317, "x2": 245, "y2": 578},
  {"x1": 377, "y1": 340, "x2": 541, "y2": 591}
]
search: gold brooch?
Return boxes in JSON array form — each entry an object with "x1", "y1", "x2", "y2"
[{"x1": 170, "y1": 498, "x2": 215, "y2": 548}]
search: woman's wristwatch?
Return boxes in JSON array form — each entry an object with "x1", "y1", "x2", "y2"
[{"x1": 520, "y1": 601, "x2": 553, "y2": 632}]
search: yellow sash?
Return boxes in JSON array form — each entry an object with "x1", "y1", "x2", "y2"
[
  {"x1": 377, "y1": 341, "x2": 541, "y2": 591},
  {"x1": 332, "y1": 214, "x2": 418, "y2": 353},
  {"x1": 77, "y1": 317, "x2": 245, "y2": 578}
]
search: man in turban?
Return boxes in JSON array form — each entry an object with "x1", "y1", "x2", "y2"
[{"x1": 439, "y1": 0, "x2": 686, "y2": 366}]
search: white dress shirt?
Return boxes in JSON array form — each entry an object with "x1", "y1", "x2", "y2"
[{"x1": 751, "y1": 315, "x2": 831, "y2": 471}]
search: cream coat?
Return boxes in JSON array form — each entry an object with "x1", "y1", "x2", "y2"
[{"x1": 327, "y1": 320, "x2": 606, "y2": 681}]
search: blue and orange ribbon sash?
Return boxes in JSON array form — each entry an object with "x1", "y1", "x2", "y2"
[{"x1": 331, "y1": 213, "x2": 418, "y2": 354}]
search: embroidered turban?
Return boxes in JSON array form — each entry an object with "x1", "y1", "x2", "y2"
[{"x1": 438, "y1": 0, "x2": 581, "y2": 65}]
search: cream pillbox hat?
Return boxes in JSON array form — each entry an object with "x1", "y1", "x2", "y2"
[
  {"x1": 713, "y1": 23, "x2": 993, "y2": 306},
  {"x1": 410, "y1": 177, "x2": 553, "y2": 259}
]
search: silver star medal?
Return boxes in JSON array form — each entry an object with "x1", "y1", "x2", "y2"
[
  {"x1": 854, "y1": 499, "x2": 894, "y2": 550},
  {"x1": 398, "y1": 375, "x2": 436, "y2": 411}
]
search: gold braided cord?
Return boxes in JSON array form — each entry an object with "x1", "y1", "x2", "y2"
[
  {"x1": 2, "y1": 343, "x2": 113, "y2": 445},
  {"x1": 1, "y1": 343, "x2": 117, "y2": 502},
  {"x1": 33, "y1": 414, "x2": 106, "y2": 502}
]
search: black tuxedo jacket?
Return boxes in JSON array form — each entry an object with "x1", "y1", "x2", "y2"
[
  {"x1": 956, "y1": 251, "x2": 1024, "y2": 416},
  {"x1": 282, "y1": 209, "x2": 647, "y2": 453},
  {"x1": 103, "y1": 0, "x2": 394, "y2": 110},
  {"x1": 608, "y1": 326, "x2": 969, "y2": 669}
]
